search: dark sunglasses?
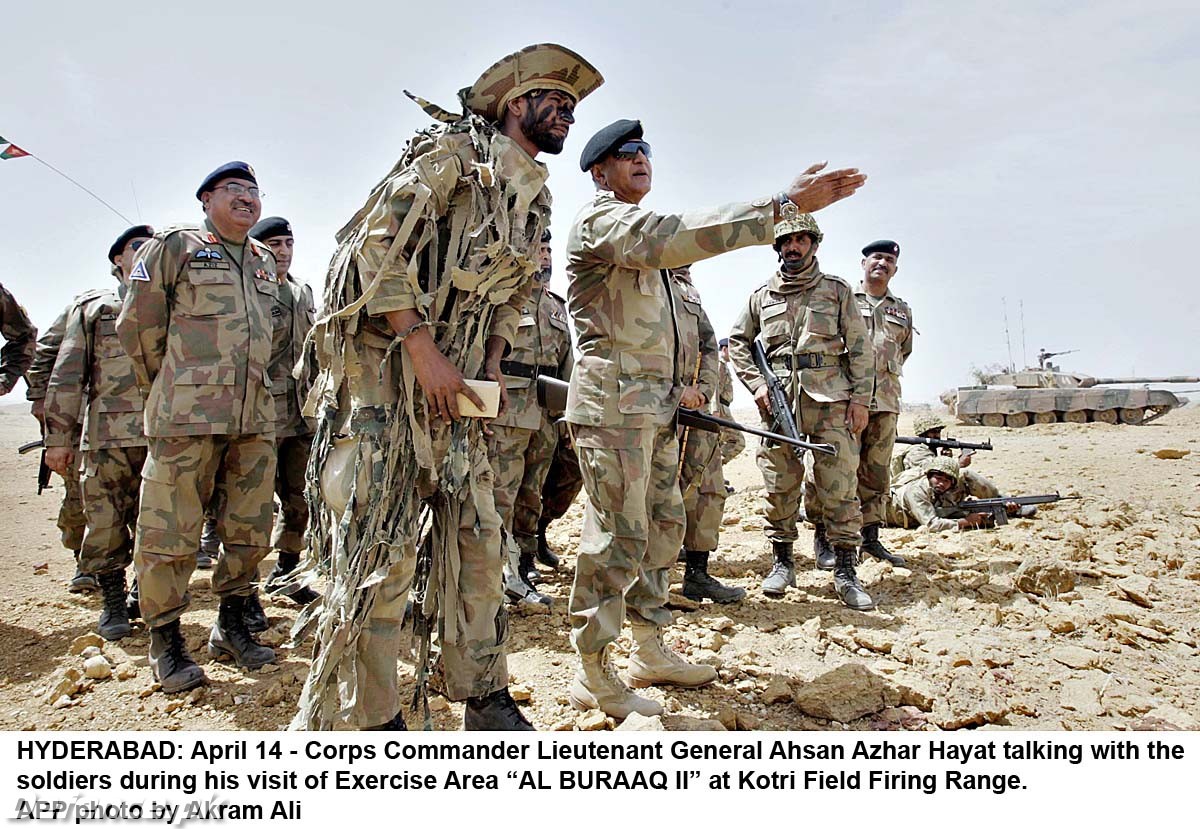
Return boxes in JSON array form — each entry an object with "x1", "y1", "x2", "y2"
[
  {"x1": 130, "y1": 239, "x2": 148, "y2": 251},
  {"x1": 611, "y1": 140, "x2": 651, "y2": 161}
]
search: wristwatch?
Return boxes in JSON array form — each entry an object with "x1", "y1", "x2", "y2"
[{"x1": 775, "y1": 191, "x2": 793, "y2": 211}]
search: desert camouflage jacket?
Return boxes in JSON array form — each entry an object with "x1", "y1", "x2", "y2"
[
  {"x1": 727, "y1": 264, "x2": 874, "y2": 409},
  {"x1": 25, "y1": 301, "x2": 78, "y2": 401},
  {"x1": 564, "y1": 191, "x2": 774, "y2": 429},
  {"x1": 0, "y1": 282, "x2": 36, "y2": 395},
  {"x1": 44, "y1": 286, "x2": 146, "y2": 451},
  {"x1": 269, "y1": 275, "x2": 317, "y2": 438},
  {"x1": 717, "y1": 357, "x2": 736, "y2": 416},
  {"x1": 116, "y1": 219, "x2": 278, "y2": 438},
  {"x1": 856, "y1": 286, "x2": 913, "y2": 413},
  {"x1": 890, "y1": 468, "x2": 1000, "y2": 532},
  {"x1": 493, "y1": 286, "x2": 573, "y2": 431},
  {"x1": 892, "y1": 441, "x2": 938, "y2": 476},
  {"x1": 672, "y1": 269, "x2": 719, "y2": 411}
]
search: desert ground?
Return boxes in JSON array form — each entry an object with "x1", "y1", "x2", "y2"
[{"x1": 1, "y1": 402, "x2": 1197, "y2": 732}]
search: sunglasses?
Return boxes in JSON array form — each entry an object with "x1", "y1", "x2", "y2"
[
  {"x1": 611, "y1": 140, "x2": 651, "y2": 161},
  {"x1": 130, "y1": 239, "x2": 148, "y2": 251}
]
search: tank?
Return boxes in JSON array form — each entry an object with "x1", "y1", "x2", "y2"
[{"x1": 943, "y1": 351, "x2": 1199, "y2": 427}]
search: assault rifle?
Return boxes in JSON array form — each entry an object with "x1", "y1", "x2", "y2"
[
  {"x1": 750, "y1": 339, "x2": 807, "y2": 460},
  {"x1": 536, "y1": 375, "x2": 836, "y2": 456},
  {"x1": 959, "y1": 492, "x2": 1080, "y2": 526},
  {"x1": 17, "y1": 439, "x2": 51, "y2": 495}
]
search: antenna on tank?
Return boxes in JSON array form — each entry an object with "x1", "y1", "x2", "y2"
[
  {"x1": 1019, "y1": 300, "x2": 1027, "y2": 369},
  {"x1": 1002, "y1": 298, "x2": 1015, "y2": 373}
]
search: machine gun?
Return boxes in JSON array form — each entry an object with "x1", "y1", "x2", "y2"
[
  {"x1": 535, "y1": 375, "x2": 836, "y2": 456},
  {"x1": 959, "y1": 492, "x2": 1080, "y2": 526},
  {"x1": 750, "y1": 339, "x2": 807, "y2": 460},
  {"x1": 17, "y1": 439, "x2": 51, "y2": 495},
  {"x1": 1036, "y1": 348, "x2": 1077, "y2": 370}
]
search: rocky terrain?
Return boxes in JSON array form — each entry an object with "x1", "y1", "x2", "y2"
[{"x1": 1, "y1": 403, "x2": 1197, "y2": 732}]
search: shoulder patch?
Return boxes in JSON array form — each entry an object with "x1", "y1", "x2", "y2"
[{"x1": 129, "y1": 261, "x2": 150, "y2": 282}]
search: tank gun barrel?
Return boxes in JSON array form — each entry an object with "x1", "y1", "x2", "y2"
[{"x1": 1079, "y1": 376, "x2": 1200, "y2": 388}]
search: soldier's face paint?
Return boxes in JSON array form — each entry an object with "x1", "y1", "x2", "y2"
[
  {"x1": 928, "y1": 471, "x2": 955, "y2": 494},
  {"x1": 266, "y1": 235, "x2": 295, "y2": 280},
  {"x1": 862, "y1": 251, "x2": 898, "y2": 286},
  {"x1": 593, "y1": 150, "x2": 653, "y2": 204},
  {"x1": 518, "y1": 91, "x2": 576, "y2": 155},
  {"x1": 778, "y1": 232, "x2": 816, "y2": 271},
  {"x1": 202, "y1": 176, "x2": 262, "y2": 241}
]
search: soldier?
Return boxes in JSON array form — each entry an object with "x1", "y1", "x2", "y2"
[
  {"x1": 43, "y1": 226, "x2": 153, "y2": 639},
  {"x1": 727, "y1": 209, "x2": 877, "y2": 611},
  {"x1": 295, "y1": 44, "x2": 602, "y2": 731},
  {"x1": 487, "y1": 231, "x2": 573, "y2": 606},
  {"x1": 716, "y1": 338, "x2": 746, "y2": 471},
  {"x1": 806, "y1": 239, "x2": 912, "y2": 569},
  {"x1": 117, "y1": 161, "x2": 280, "y2": 693},
  {"x1": 885, "y1": 457, "x2": 1033, "y2": 532},
  {"x1": 0, "y1": 282, "x2": 36, "y2": 397},
  {"x1": 891, "y1": 413, "x2": 959, "y2": 476},
  {"x1": 566, "y1": 117, "x2": 866, "y2": 718},
  {"x1": 26, "y1": 298, "x2": 91, "y2": 592}
]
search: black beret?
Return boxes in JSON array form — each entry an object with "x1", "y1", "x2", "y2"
[
  {"x1": 108, "y1": 224, "x2": 154, "y2": 263},
  {"x1": 579, "y1": 118, "x2": 643, "y2": 172},
  {"x1": 196, "y1": 161, "x2": 257, "y2": 200},
  {"x1": 862, "y1": 239, "x2": 900, "y2": 258},
  {"x1": 250, "y1": 216, "x2": 293, "y2": 242}
]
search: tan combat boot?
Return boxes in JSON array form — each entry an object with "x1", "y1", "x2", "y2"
[
  {"x1": 627, "y1": 623, "x2": 718, "y2": 688},
  {"x1": 570, "y1": 646, "x2": 663, "y2": 719}
]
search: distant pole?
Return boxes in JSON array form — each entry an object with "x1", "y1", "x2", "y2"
[
  {"x1": 1019, "y1": 300, "x2": 1027, "y2": 369},
  {"x1": 1002, "y1": 298, "x2": 1015, "y2": 373},
  {"x1": 130, "y1": 181, "x2": 143, "y2": 222}
]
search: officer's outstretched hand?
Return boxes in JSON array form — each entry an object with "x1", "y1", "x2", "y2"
[{"x1": 786, "y1": 162, "x2": 867, "y2": 213}]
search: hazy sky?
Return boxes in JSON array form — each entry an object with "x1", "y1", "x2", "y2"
[{"x1": 3, "y1": 0, "x2": 1197, "y2": 405}]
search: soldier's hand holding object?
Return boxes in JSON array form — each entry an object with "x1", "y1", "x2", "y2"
[
  {"x1": 754, "y1": 386, "x2": 773, "y2": 418},
  {"x1": 680, "y1": 386, "x2": 706, "y2": 410},
  {"x1": 408, "y1": 334, "x2": 485, "y2": 423},
  {"x1": 959, "y1": 513, "x2": 994, "y2": 531},
  {"x1": 845, "y1": 401, "x2": 869, "y2": 436},
  {"x1": 44, "y1": 447, "x2": 74, "y2": 475},
  {"x1": 784, "y1": 162, "x2": 868, "y2": 213}
]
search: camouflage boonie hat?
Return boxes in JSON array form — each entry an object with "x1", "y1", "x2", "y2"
[
  {"x1": 913, "y1": 413, "x2": 947, "y2": 436},
  {"x1": 924, "y1": 456, "x2": 960, "y2": 482},
  {"x1": 773, "y1": 203, "x2": 823, "y2": 245},
  {"x1": 462, "y1": 43, "x2": 603, "y2": 122}
]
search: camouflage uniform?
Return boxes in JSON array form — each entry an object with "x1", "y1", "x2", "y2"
[
  {"x1": 727, "y1": 262, "x2": 873, "y2": 549},
  {"x1": 565, "y1": 191, "x2": 774, "y2": 654},
  {"x1": 534, "y1": 423, "x2": 583, "y2": 542},
  {"x1": 43, "y1": 287, "x2": 147, "y2": 577},
  {"x1": 297, "y1": 118, "x2": 553, "y2": 729},
  {"x1": 886, "y1": 466, "x2": 1001, "y2": 532},
  {"x1": 116, "y1": 220, "x2": 279, "y2": 629},
  {"x1": 0, "y1": 282, "x2": 36, "y2": 396},
  {"x1": 25, "y1": 302, "x2": 88, "y2": 553},
  {"x1": 487, "y1": 286, "x2": 573, "y2": 583},
  {"x1": 716, "y1": 356, "x2": 745, "y2": 465}
]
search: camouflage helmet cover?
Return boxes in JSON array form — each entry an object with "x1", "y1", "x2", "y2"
[
  {"x1": 913, "y1": 412, "x2": 947, "y2": 436},
  {"x1": 773, "y1": 202, "x2": 823, "y2": 246},
  {"x1": 924, "y1": 456, "x2": 961, "y2": 483},
  {"x1": 462, "y1": 43, "x2": 604, "y2": 122}
]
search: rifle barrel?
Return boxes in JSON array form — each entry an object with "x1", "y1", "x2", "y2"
[{"x1": 682, "y1": 408, "x2": 836, "y2": 456}]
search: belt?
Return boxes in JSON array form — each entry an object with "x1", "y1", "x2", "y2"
[
  {"x1": 500, "y1": 360, "x2": 560, "y2": 380},
  {"x1": 769, "y1": 352, "x2": 828, "y2": 370}
]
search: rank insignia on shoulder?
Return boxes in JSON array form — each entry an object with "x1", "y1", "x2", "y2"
[
  {"x1": 885, "y1": 307, "x2": 909, "y2": 322},
  {"x1": 205, "y1": 233, "x2": 218, "y2": 243},
  {"x1": 255, "y1": 268, "x2": 272, "y2": 280},
  {"x1": 130, "y1": 261, "x2": 150, "y2": 282}
]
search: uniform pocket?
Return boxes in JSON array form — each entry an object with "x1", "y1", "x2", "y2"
[
  {"x1": 616, "y1": 352, "x2": 672, "y2": 414},
  {"x1": 182, "y1": 267, "x2": 238, "y2": 317}
]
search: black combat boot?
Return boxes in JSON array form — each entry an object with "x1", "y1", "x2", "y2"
[
  {"x1": 463, "y1": 688, "x2": 535, "y2": 731},
  {"x1": 535, "y1": 520, "x2": 560, "y2": 569},
  {"x1": 96, "y1": 570, "x2": 131, "y2": 641},
  {"x1": 761, "y1": 541, "x2": 796, "y2": 597},
  {"x1": 364, "y1": 711, "x2": 407, "y2": 731},
  {"x1": 517, "y1": 550, "x2": 542, "y2": 585},
  {"x1": 683, "y1": 550, "x2": 746, "y2": 603},
  {"x1": 861, "y1": 523, "x2": 906, "y2": 567},
  {"x1": 149, "y1": 621, "x2": 206, "y2": 693},
  {"x1": 68, "y1": 552, "x2": 98, "y2": 594},
  {"x1": 833, "y1": 546, "x2": 875, "y2": 611},
  {"x1": 812, "y1": 523, "x2": 836, "y2": 570},
  {"x1": 196, "y1": 517, "x2": 219, "y2": 569},
  {"x1": 242, "y1": 590, "x2": 269, "y2": 633},
  {"x1": 208, "y1": 595, "x2": 276, "y2": 668},
  {"x1": 264, "y1": 552, "x2": 320, "y2": 606}
]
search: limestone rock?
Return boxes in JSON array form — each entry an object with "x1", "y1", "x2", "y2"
[
  {"x1": 666, "y1": 591, "x2": 701, "y2": 611},
  {"x1": 1115, "y1": 575, "x2": 1155, "y2": 608},
  {"x1": 260, "y1": 681, "x2": 285, "y2": 707},
  {"x1": 615, "y1": 712, "x2": 664, "y2": 731},
  {"x1": 44, "y1": 667, "x2": 83, "y2": 703},
  {"x1": 578, "y1": 709, "x2": 608, "y2": 731},
  {"x1": 735, "y1": 711, "x2": 762, "y2": 731},
  {"x1": 933, "y1": 668, "x2": 1009, "y2": 729},
  {"x1": 1059, "y1": 678, "x2": 1104, "y2": 717},
  {"x1": 716, "y1": 707, "x2": 738, "y2": 730},
  {"x1": 792, "y1": 664, "x2": 900, "y2": 723},
  {"x1": 761, "y1": 677, "x2": 792, "y2": 704},
  {"x1": 1050, "y1": 646, "x2": 1104, "y2": 670},
  {"x1": 1152, "y1": 448, "x2": 1190, "y2": 460},
  {"x1": 1043, "y1": 613, "x2": 1077, "y2": 634},
  {"x1": 1014, "y1": 558, "x2": 1075, "y2": 598},
  {"x1": 853, "y1": 629, "x2": 894, "y2": 654},
  {"x1": 115, "y1": 663, "x2": 138, "y2": 681},
  {"x1": 509, "y1": 684, "x2": 532, "y2": 702},
  {"x1": 706, "y1": 616, "x2": 735, "y2": 633},
  {"x1": 80, "y1": 646, "x2": 102, "y2": 660},
  {"x1": 69, "y1": 633, "x2": 105, "y2": 656},
  {"x1": 891, "y1": 673, "x2": 937, "y2": 711},
  {"x1": 670, "y1": 715, "x2": 727, "y2": 731},
  {"x1": 428, "y1": 696, "x2": 450, "y2": 712},
  {"x1": 83, "y1": 656, "x2": 112, "y2": 680}
]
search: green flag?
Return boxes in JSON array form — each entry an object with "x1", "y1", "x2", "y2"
[{"x1": 0, "y1": 143, "x2": 30, "y2": 160}]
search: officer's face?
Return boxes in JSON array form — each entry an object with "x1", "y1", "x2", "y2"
[
  {"x1": 863, "y1": 251, "x2": 898, "y2": 283},
  {"x1": 536, "y1": 242, "x2": 552, "y2": 282},
  {"x1": 778, "y1": 232, "x2": 816, "y2": 267},
  {"x1": 114, "y1": 237, "x2": 151, "y2": 281},
  {"x1": 929, "y1": 471, "x2": 955, "y2": 495},
  {"x1": 265, "y1": 236, "x2": 295, "y2": 280},
  {"x1": 592, "y1": 148, "x2": 652, "y2": 204},
  {"x1": 203, "y1": 177, "x2": 262, "y2": 238}
]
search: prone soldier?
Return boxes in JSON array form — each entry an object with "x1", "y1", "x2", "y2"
[
  {"x1": 886, "y1": 457, "x2": 1036, "y2": 532},
  {"x1": 565, "y1": 117, "x2": 865, "y2": 718},
  {"x1": 117, "y1": 162, "x2": 281, "y2": 692},
  {"x1": 43, "y1": 226, "x2": 154, "y2": 639},
  {"x1": 727, "y1": 209, "x2": 877, "y2": 611}
]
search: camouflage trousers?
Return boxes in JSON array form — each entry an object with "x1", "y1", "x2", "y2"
[
  {"x1": 569, "y1": 423, "x2": 683, "y2": 654},
  {"x1": 680, "y1": 427, "x2": 726, "y2": 553},
  {"x1": 856, "y1": 410, "x2": 897, "y2": 526},
  {"x1": 57, "y1": 469, "x2": 86, "y2": 553},
  {"x1": 271, "y1": 433, "x2": 311, "y2": 556},
  {"x1": 537, "y1": 422, "x2": 583, "y2": 529},
  {"x1": 761, "y1": 392, "x2": 862, "y2": 548},
  {"x1": 719, "y1": 425, "x2": 746, "y2": 467},
  {"x1": 79, "y1": 445, "x2": 147, "y2": 576},
  {"x1": 134, "y1": 434, "x2": 277, "y2": 629},
  {"x1": 488, "y1": 417, "x2": 557, "y2": 554}
]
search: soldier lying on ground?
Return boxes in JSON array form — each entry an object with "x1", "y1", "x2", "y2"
[{"x1": 885, "y1": 456, "x2": 1035, "y2": 532}]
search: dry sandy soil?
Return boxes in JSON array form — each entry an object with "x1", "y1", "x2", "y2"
[{"x1": 1, "y1": 402, "x2": 1197, "y2": 732}]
